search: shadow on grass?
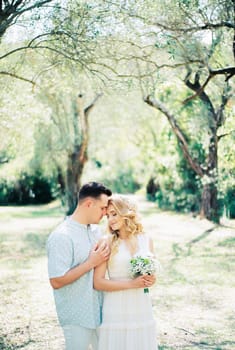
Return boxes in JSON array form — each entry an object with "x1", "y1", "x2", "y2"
[
  {"x1": 22, "y1": 232, "x2": 49, "y2": 257},
  {"x1": 0, "y1": 335, "x2": 34, "y2": 350},
  {"x1": 218, "y1": 237, "x2": 235, "y2": 247},
  {"x1": 171, "y1": 226, "x2": 218, "y2": 258},
  {"x1": 140, "y1": 206, "x2": 162, "y2": 216},
  {"x1": 190, "y1": 340, "x2": 235, "y2": 349},
  {"x1": 0, "y1": 336, "x2": 14, "y2": 350},
  {"x1": 14, "y1": 207, "x2": 63, "y2": 219},
  {"x1": 0, "y1": 231, "x2": 49, "y2": 261},
  {"x1": 0, "y1": 202, "x2": 64, "y2": 220}
]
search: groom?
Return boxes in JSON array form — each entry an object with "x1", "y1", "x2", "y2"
[{"x1": 47, "y1": 182, "x2": 112, "y2": 350}]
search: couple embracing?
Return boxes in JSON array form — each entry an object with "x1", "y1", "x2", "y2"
[{"x1": 47, "y1": 182, "x2": 158, "y2": 350}]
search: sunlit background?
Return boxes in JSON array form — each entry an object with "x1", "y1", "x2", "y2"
[{"x1": 0, "y1": 1, "x2": 234, "y2": 349}]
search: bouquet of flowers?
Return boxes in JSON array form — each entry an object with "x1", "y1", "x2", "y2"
[{"x1": 129, "y1": 254, "x2": 161, "y2": 293}]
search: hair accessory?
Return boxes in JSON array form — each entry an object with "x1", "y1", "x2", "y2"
[{"x1": 121, "y1": 196, "x2": 137, "y2": 214}]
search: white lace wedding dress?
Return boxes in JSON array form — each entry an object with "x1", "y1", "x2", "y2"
[{"x1": 98, "y1": 234, "x2": 158, "y2": 350}]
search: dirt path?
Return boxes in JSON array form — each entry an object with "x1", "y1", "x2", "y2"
[{"x1": 0, "y1": 199, "x2": 234, "y2": 349}]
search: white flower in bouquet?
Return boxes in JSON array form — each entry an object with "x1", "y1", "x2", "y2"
[{"x1": 129, "y1": 253, "x2": 161, "y2": 293}]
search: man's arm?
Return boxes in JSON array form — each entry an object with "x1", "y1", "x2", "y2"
[{"x1": 50, "y1": 241, "x2": 109, "y2": 289}]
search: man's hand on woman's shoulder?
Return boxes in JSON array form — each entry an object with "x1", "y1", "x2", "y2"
[{"x1": 88, "y1": 239, "x2": 110, "y2": 268}]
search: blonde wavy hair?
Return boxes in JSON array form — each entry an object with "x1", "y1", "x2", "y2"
[{"x1": 107, "y1": 195, "x2": 143, "y2": 257}]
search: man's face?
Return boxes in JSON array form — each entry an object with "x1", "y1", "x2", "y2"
[{"x1": 89, "y1": 194, "x2": 109, "y2": 224}]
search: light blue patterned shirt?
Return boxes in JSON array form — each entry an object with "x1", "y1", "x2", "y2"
[{"x1": 47, "y1": 217, "x2": 103, "y2": 329}]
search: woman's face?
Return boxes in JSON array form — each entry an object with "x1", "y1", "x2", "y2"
[{"x1": 107, "y1": 204, "x2": 125, "y2": 231}]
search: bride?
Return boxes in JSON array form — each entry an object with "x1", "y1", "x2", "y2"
[{"x1": 94, "y1": 195, "x2": 158, "y2": 350}]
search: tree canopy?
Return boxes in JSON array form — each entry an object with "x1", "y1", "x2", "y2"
[{"x1": 0, "y1": 0, "x2": 234, "y2": 220}]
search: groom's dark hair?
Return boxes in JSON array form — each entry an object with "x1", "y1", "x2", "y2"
[{"x1": 78, "y1": 182, "x2": 112, "y2": 202}]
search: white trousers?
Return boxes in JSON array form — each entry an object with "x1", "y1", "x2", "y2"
[{"x1": 62, "y1": 325, "x2": 98, "y2": 350}]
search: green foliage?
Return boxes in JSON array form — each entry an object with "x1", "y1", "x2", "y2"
[
  {"x1": 99, "y1": 166, "x2": 141, "y2": 194},
  {"x1": 149, "y1": 136, "x2": 234, "y2": 217},
  {"x1": 145, "y1": 131, "x2": 204, "y2": 213},
  {"x1": 0, "y1": 171, "x2": 57, "y2": 205},
  {"x1": 173, "y1": 142, "x2": 204, "y2": 212},
  {"x1": 155, "y1": 184, "x2": 200, "y2": 213},
  {"x1": 223, "y1": 187, "x2": 235, "y2": 219},
  {"x1": 217, "y1": 113, "x2": 235, "y2": 218}
]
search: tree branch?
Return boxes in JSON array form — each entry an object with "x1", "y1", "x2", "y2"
[
  {"x1": 122, "y1": 10, "x2": 235, "y2": 31},
  {"x1": 216, "y1": 83, "x2": 233, "y2": 127},
  {"x1": 0, "y1": 70, "x2": 36, "y2": 85},
  {"x1": 183, "y1": 72, "x2": 214, "y2": 104},
  {"x1": 84, "y1": 93, "x2": 103, "y2": 116},
  {"x1": 218, "y1": 130, "x2": 235, "y2": 141},
  {"x1": 211, "y1": 66, "x2": 235, "y2": 80},
  {"x1": 144, "y1": 95, "x2": 204, "y2": 177},
  {"x1": 152, "y1": 21, "x2": 235, "y2": 32},
  {"x1": 184, "y1": 70, "x2": 216, "y2": 123},
  {"x1": 11, "y1": 0, "x2": 52, "y2": 16},
  {"x1": 0, "y1": 0, "x2": 53, "y2": 38},
  {"x1": 183, "y1": 66, "x2": 235, "y2": 104}
]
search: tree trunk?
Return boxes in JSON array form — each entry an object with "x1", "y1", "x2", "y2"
[
  {"x1": 144, "y1": 94, "x2": 221, "y2": 222},
  {"x1": 66, "y1": 150, "x2": 85, "y2": 215},
  {"x1": 57, "y1": 166, "x2": 66, "y2": 195},
  {"x1": 65, "y1": 94, "x2": 88, "y2": 215},
  {"x1": 65, "y1": 93, "x2": 102, "y2": 214},
  {"x1": 200, "y1": 134, "x2": 219, "y2": 222},
  {"x1": 200, "y1": 183, "x2": 218, "y2": 222},
  {"x1": 146, "y1": 177, "x2": 160, "y2": 201}
]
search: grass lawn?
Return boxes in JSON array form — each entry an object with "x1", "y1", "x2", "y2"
[{"x1": 0, "y1": 198, "x2": 234, "y2": 350}]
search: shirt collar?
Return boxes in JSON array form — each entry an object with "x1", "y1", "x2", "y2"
[{"x1": 66, "y1": 216, "x2": 90, "y2": 230}]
